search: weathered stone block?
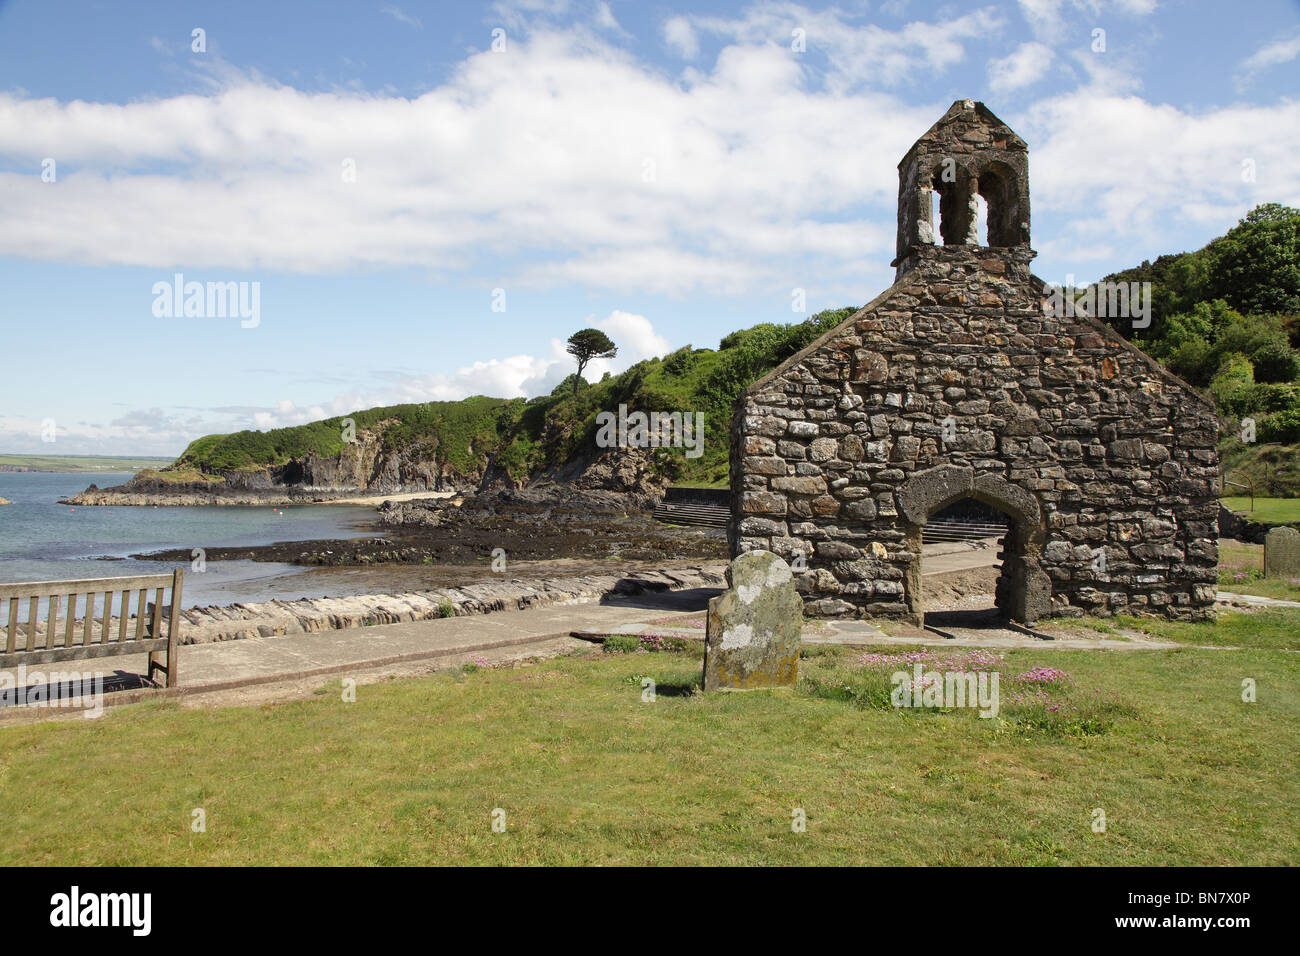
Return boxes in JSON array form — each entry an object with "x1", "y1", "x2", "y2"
[
  {"x1": 741, "y1": 491, "x2": 786, "y2": 515},
  {"x1": 772, "y1": 476, "x2": 827, "y2": 495},
  {"x1": 809, "y1": 437, "x2": 839, "y2": 462},
  {"x1": 787, "y1": 421, "x2": 819, "y2": 439},
  {"x1": 743, "y1": 456, "x2": 788, "y2": 476}
]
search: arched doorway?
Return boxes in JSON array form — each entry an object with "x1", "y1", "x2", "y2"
[{"x1": 896, "y1": 465, "x2": 1051, "y2": 625}]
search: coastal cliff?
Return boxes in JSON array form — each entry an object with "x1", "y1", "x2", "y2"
[{"x1": 60, "y1": 308, "x2": 860, "y2": 506}]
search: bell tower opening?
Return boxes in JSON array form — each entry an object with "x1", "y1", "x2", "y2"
[{"x1": 893, "y1": 99, "x2": 1033, "y2": 278}]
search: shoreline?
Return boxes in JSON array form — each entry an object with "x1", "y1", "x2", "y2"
[{"x1": 57, "y1": 488, "x2": 458, "y2": 507}]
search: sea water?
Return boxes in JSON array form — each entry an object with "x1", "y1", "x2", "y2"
[{"x1": 0, "y1": 471, "x2": 378, "y2": 607}]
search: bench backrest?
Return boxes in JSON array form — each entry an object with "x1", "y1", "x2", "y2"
[{"x1": 0, "y1": 569, "x2": 184, "y2": 668}]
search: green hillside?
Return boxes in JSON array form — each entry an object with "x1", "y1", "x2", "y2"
[
  {"x1": 1090, "y1": 203, "x2": 1300, "y2": 495},
  {"x1": 174, "y1": 308, "x2": 860, "y2": 488},
  {"x1": 169, "y1": 203, "x2": 1300, "y2": 497}
]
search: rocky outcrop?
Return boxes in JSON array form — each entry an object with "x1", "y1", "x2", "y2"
[
  {"x1": 64, "y1": 480, "x2": 356, "y2": 506},
  {"x1": 478, "y1": 446, "x2": 670, "y2": 508},
  {"x1": 64, "y1": 431, "x2": 669, "y2": 507},
  {"x1": 61, "y1": 428, "x2": 475, "y2": 506},
  {"x1": 378, "y1": 483, "x2": 646, "y2": 529}
]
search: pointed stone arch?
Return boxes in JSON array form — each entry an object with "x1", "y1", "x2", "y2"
[{"x1": 896, "y1": 465, "x2": 1052, "y2": 625}]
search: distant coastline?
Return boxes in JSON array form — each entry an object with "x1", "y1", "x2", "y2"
[{"x1": 0, "y1": 454, "x2": 173, "y2": 474}]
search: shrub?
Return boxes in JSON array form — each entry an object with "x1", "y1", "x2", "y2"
[
  {"x1": 1209, "y1": 354, "x2": 1256, "y2": 416},
  {"x1": 1251, "y1": 339, "x2": 1300, "y2": 383},
  {"x1": 662, "y1": 346, "x2": 696, "y2": 376},
  {"x1": 1258, "y1": 409, "x2": 1300, "y2": 443}
]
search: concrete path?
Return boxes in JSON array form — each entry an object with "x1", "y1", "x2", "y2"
[
  {"x1": 0, "y1": 598, "x2": 716, "y2": 720},
  {"x1": 9, "y1": 558, "x2": 1277, "y2": 721},
  {"x1": 1217, "y1": 591, "x2": 1300, "y2": 609},
  {"x1": 811, "y1": 619, "x2": 1186, "y2": 650},
  {"x1": 920, "y1": 537, "x2": 1002, "y2": 574}
]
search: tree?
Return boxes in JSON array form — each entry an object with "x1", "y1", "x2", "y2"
[
  {"x1": 1203, "y1": 203, "x2": 1300, "y2": 317},
  {"x1": 565, "y1": 328, "x2": 617, "y2": 394}
]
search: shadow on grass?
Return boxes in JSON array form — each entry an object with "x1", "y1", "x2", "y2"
[{"x1": 651, "y1": 676, "x2": 701, "y2": 697}]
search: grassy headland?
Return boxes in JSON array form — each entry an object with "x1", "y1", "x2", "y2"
[{"x1": 0, "y1": 454, "x2": 173, "y2": 473}]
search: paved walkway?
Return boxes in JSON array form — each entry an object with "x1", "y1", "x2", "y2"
[
  {"x1": 5, "y1": 573, "x2": 1281, "y2": 720},
  {"x1": 1216, "y1": 591, "x2": 1300, "y2": 609},
  {"x1": 0, "y1": 597, "x2": 708, "y2": 706}
]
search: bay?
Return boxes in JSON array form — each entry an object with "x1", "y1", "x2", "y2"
[{"x1": 0, "y1": 471, "x2": 379, "y2": 607}]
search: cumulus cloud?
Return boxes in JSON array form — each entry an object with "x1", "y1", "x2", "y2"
[
  {"x1": 988, "y1": 41, "x2": 1054, "y2": 93},
  {"x1": 0, "y1": 27, "x2": 928, "y2": 295},
  {"x1": 1022, "y1": 92, "x2": 1300, "y2": 280},
  {"x1": 663, "y1": 15, "x2": 700, "y2": 59},
  {"x1": 3, "y1": 15, "x2": 1288, "y2": 302},
  {"x1": 682, "y1": 2, "x2": 1005, "y2": 90}
]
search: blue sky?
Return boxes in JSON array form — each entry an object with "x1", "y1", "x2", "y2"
[{"x1": 1, "y1": 0, "x2": 1298, "y2": 455}]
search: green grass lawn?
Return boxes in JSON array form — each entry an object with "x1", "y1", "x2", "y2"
[
  {"x1": 1048, "y1": 607, "x2": 1300, "y2": 651},
  {"x1": 1220, "y1": 496, "x2": 1300, "y2": 524},
  {"x1": 1216, "y1": 539, "x2": 1300, "y2": 601},
  {"x1": 1, "y1": 615, "x2": 1296, "y2": 866}
]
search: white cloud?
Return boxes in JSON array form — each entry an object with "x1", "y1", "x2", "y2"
[
  {"x1": 1023, "y1": 92, "x2": 1300, "y2": 278},
  {"x1": 1017, "y1": 0, "x2": 1158, "y2": 43},
  {"x1": 0, "y1": 1, "x2": 1294, "y2": 407},
  {"x1": 683, "y1": 3, "x2": 1005, "y2": 90},
  {"x1": 663, "y1": 16, "x2": 699, "y2": 59},
  {"x1": 380, "y1": 5, "x2": 422, "y2": 29},
  {"x1": 1017, "y1": 0, "x2": 1067, "y2": 43},
  {"x1": 1236, "y1": 31, "x2": 1300, "y2": 91},
  {"x1": 0, "y1": 27, "x2": 927, "y2": 295},
  {"x1": 988, "y1": 41, "x2": 1054, "y2": 93},
  {"x1": 592, "y1": 2, "x2": 628, "y2": 38}
]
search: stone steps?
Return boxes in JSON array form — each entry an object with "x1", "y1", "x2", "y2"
[
  {"x1": 652, "y1": 503, "x2": 729, "y2": 528},
  {"x1": 922, "y1": 520, "x2": 1008, "y2": 543}
]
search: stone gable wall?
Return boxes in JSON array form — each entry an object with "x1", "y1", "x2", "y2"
[{"x1": 729, "y1": 247, "x2": 1220, "y2": 622}]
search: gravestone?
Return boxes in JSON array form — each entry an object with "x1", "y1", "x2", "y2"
[
  {"x1": 1263, "y1": 527, "x2": 1300, "y2": 579},
  {"x1": 702, "y1": 550, "x2": 803, "y2": 692}
]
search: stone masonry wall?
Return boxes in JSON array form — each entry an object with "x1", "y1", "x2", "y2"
[{"x1": 730, "y1": 246, "x2": 1220, "y2": 623}]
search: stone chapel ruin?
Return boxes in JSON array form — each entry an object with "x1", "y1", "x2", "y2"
[{"x1": 729, "y1": 100, "x2": 1220, "y2": 624}]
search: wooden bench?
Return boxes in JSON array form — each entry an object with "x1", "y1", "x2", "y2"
[{"x1": 0, "y1": 569, "x2": 184, "y2": 688}]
